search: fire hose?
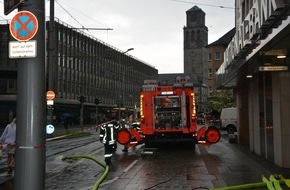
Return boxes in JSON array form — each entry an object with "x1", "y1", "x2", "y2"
[
  {"x1": 62, "y1": 155, "x2": 109, "y2": 190},
  {"x1": 211, "y1": 174, "x2": 290, "y2": 190}
]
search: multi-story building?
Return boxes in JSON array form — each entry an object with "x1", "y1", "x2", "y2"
[
  {"x1": 206, "y1": 28, "x2": 235, "y2": 96},
  {"x1": 217, "y1": 0, "x2": 290, "y2": 168},
  {"x1": 0, "y1": 19, "x2": 158, "y2": 127}
]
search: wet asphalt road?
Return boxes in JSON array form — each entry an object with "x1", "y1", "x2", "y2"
[{"x1": 1, "y1": 129, "x2": 290, "y2": 190}]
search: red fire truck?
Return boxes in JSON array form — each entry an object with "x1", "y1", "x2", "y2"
[{"x1": 117, "y1": 76, "x2": 220, "y2": 148}]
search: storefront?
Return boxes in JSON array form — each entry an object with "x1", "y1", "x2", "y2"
[{"x1": 217, "y1": 0, "x2": 290, "y2": 168}]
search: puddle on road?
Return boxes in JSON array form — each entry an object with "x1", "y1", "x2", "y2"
[{"x1": 0, "y1": 179, "x2": 14, "y2": 190}]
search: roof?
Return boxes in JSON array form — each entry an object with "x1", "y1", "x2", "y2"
[
  {"x1": 207, "y1": 27, "x2": 236, "y2": 48},
  {"x1": 186, "y1": 5, "x2": 203, "y2": 13}
]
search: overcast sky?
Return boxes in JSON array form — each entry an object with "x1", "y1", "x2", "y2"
[{"x1": 1, "y1": 0, "x2": 235, "y2": 74}]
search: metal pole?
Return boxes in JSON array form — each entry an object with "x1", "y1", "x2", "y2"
[
  {"x1": 118, "y1": 53, "x2": 121, "y2": 123},
  {"x1": 15, "y1": 1, "x2": 46, "y2": 190},
  {"x1": 96, "y1": 105, "x2": 98, "y2": 125},
  {"x1": 118, "y1": 48, "x2": 133, "y2": 122},
  {"x1": 122, "y1": 69, "x2": 125, "y2": 115},
  {"x1": 118, "y1": 96, "x2": 121, "y2": 123},
  {"x1": 47, "y1": 0, "x2": 55, "y2": 125},
  {"x1": 80, "y1": 102, "x2": 84, "y2": 131}
]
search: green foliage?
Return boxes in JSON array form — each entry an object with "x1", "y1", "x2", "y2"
[{"x1": 208, "y1": 89, "x2": 236, "y2": 112}]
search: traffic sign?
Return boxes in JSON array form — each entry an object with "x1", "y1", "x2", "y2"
[
  {"x1": 46, "y1": 124, "x2": 55, "y2": 134},
  {"x1": 9, "y1": 40, "x2": 37, "y2": 58},
  {"x1": 46, "y1": 91, "x2": 55, "y2": 100},
  {"x1": 47, "y1": 100, "x2": 54, "y2": 106},
  {"x1": 10, "y1": 11, "x2": 38, "y2": 41},
  {"x1": 4, "y1": 0, "x2": 25, "y2": 15},
  {"x1": 259, "y1": 66, "x2": 288, "y2": 71}
]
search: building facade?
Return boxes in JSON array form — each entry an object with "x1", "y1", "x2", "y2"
[
  {"x1": 0, "y1": 19, "x2": 158, "y2": 127},
  {"x1": 217, "y1": 0, "x2": 290, "y2": 168},
  {"x1": 183, "y1": 6, "x2": 208, "y2": 112},
  {"x1": 206, "y1": 28, "x2": 235, "y2": 96}
]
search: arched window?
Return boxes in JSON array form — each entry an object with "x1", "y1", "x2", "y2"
[
  {"x1": 191, "y1": 31, "x2": 195, "y2": 40},
  {"x1": 185, "y1": 31, "x2": 189, "y2": 41}
]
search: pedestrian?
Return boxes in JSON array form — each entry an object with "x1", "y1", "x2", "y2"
[
  {"x1": 0, "y1": 118, "x2": 16, "y2": 174},
  {"x1": 99, "y1": 120, "x2": 119, "y2": 165}
]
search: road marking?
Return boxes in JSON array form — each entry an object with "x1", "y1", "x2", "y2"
[
  {"x1": 123, "y1": 159, "x2": 138, "y2": 173},
  {"x1": 78, "y1": 185, "x2": 94, "y2": 190},
  {"x1": 100, "y1": 159, "x2": 139, "y2": 186},
  {"x1": 100, "y1": 177, "x2": 119, "y2": 186}
]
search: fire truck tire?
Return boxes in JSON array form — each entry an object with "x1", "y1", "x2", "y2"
[
  {"x1": 116, "y1": 129, "x2": 131, "y2": 145},
  {"x1": 205, "y1": 126, "x2": 221, "y2": 144}
]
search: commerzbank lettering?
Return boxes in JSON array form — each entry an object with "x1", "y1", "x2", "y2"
[{"x1": 224, "y1": 0, "x2": 285, "y2": 69}]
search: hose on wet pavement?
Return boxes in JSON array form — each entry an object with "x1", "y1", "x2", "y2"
[
  {"x1": 62, "y1": 155, "x2": 109, "y2": 190},
  {"x1": 211, "y1": 174, "x2": 289, "y2": 190}
]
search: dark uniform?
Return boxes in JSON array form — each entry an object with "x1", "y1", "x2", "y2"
[{"x1": 99, "y1": 122, "x2": 119, "y2": 165}]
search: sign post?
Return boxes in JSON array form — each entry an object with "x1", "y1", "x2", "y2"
[
  {"x1": 14, "y1": 1, "x2": 46, "y2": 190},
  {"x1": 46, "y1": 91, "x2": 55, "y2": 124}
]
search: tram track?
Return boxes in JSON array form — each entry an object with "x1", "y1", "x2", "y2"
[{"x1": 46, "y1": 137, "x2": 99, "y2": 158}]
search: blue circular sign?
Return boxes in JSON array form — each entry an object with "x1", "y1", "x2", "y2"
[
  {"x1": 9, "y1": 11, "x2": 38, "y2": 41},
  {"x1": 46, "y1": 124, "x2": 55, "y2": 134}
]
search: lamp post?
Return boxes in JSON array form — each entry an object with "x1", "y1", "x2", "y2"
[
  {"x1": 94, "y1": 97, "x2": 100, "y2": 126},
  {"x1": 118, "y1": 48, "x2": 134, "y2": 122},
  {"x1": 77, "y1": 95, "x2": 86, "y2": 131}
]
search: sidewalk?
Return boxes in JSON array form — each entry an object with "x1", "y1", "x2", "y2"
[{"x1": 46, "y1": 124, "x2": 98, "y2": 140}]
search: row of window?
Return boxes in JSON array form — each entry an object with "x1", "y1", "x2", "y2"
[{"x1": 208, "y1": 51, "x2": 221, "y2": 61}]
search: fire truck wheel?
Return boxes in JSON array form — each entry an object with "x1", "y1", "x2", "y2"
[{"x1": 205, "y1": 126, "x2": 221, "y2": 144}]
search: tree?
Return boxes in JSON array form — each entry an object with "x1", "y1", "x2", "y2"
[{"x1": 207, "y1": 89, "x2": 236, "y2": 113}]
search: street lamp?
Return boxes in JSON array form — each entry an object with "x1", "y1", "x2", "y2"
[{"x1": 118, "y1": 48, "x2": 134, "y2": 122}]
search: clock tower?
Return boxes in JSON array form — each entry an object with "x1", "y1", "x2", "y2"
[{"x1": 183, "y1": 6, "x2": 208, "y2": 85}]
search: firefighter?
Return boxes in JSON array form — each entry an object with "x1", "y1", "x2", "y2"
[{"x1": 99, "y1": 120, "x2": 118, "y2": 165}]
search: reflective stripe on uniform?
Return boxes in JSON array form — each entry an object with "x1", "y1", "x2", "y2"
[
  {"x1": 110, "y1": 126, "x2": 114, "y2": 141},
  {"x1": 104, "y1": 153, "x2": 113, "y2": 158}
]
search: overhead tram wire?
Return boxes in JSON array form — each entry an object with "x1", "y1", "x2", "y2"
[
  {"x1": 168, "y1": 0, "x2": 236, "y2": 9},
  {"x1": 54, "y1": 0, "x2": 91, "y2": 35},
  {"x1": 54, "y1": 0, "x2": 104, "y2": 36},
  {"x1": 57, "y1": 0, "x2": 112, "y2": 31},
  {"x1": 54, "y1": 0, "x2": 112, "y2": 34}
]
